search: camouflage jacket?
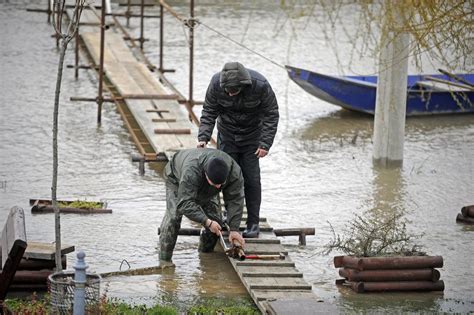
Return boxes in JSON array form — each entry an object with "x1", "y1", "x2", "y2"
[{"x1": 164, "y1": 148, "x2": 244, "y2": 231}]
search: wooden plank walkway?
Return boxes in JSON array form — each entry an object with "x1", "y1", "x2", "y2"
[{"x1": 74, "y1": 8, "x2": 197, "y2": 160}]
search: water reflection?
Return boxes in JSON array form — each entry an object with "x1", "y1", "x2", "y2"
[
  {"x1": 301, "y1": 109, "x2": 474, "y2": 143},
  {"x1": 339, "y1": 289, "x2": 445, "y2": 314}
]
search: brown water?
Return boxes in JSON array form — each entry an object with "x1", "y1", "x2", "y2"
[{"x1": 1, "y1": 0, "x2": 473, "y2": 312}]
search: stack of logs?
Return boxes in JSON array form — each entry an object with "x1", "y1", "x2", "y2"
[
  {"x1": 456, "y1": 205, "x2": 474, "y2": 224},
  {"x1": 9, "y1": 256, "x2": 66, "y2": 292},
  {"x1": 335, "y1": 255, "x2": 444, "y2": 293}
]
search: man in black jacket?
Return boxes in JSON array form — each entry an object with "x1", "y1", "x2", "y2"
[
  {"x1": 197, "y1": 62, "x2": 279, "y2": 238},
  {"x1": 159, "y1": 148, "x2": 245, "y2": 268}
]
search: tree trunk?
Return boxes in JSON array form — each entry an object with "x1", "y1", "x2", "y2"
[{"x1": 52, "y1": 37, "x2": 69, "y2": 272}]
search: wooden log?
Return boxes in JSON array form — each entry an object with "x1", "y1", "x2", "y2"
[
  {"x1": 13, "y1": 270, "x2": 53, "y2": 284},
  {"x1": 456, "y1": 213, "x2": 474, "y2": 224},
  {"x1": 154, "y1": 128, "x2": 191, "y2": 135},
  {"x1": 18, "y1": 256, "x2": 66, "y2": 270},
  {"x1": 348, "y1": 280, "x2": 445, "y2": 293},
  {"x1": 32, "y1": 206, "x2": 112, "y2": 214},
  {"x1": 339, "y1": 268, "x2": 440, "y2": 282},
  {"x1": 461, "y1": 205, "x2": 474, "y2": 218},
  {"x1": 334, "y1": 256, "x2": 443, "y2": 271}
]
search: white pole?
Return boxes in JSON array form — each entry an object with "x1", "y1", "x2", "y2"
[{"x1": 373, "y1": 10, "x2": 410, "y2": 166}]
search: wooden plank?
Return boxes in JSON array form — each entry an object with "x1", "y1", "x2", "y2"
[
  {"x1": 23, "y1": 242, "x2": 74, "y2": 260},
  {"x1": 251, "y1": 289, "x2": 315, "y2": 302},
  {"x1": 0, "y1": 207, "x2": 27, "y2": 300},
  {"x1": 155, "y1": 128, "x2": 191, "y2": 135},
  {"x1": 266, "y1": 299, "x2": 339, "y2": 315},
  {"x1": 245, "y1": 277, "x2": 312, "y2": 290},
  {"x1": 238, "y1": 266, "x2": 303, "y2": 278},
  {"x1": 236, "y1": 260, "x2": 295, "y2": 267},
  {"x1": 152, "y1": 118, "x2": 177, "y2": 123},
  {"x1": 244, "y1": 239, "x2": 281, "y2": 244},
  {"x1": 243, "y1": 243, "x2": 287, "y2": 255}
]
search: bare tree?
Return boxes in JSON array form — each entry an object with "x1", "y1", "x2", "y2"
[
  {"x1": 51, "y1": 0, "x2": 86, "y2": 272},
  {"x1": 313, "y1": 0, "x2": 473, "y2": 72}
]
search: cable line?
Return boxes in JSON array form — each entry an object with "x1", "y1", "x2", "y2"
[{"x1": 196, "y1": 20, "x2": 286, "y2": 70}]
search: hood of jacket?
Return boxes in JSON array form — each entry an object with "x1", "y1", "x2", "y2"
[{"x1": 219, "y1": 62, "x2": 252, "y2": 88}]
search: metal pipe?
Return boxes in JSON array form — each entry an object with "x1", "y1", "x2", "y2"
[
  {"x1": 159, "y1": 0, "x2": 186, "y2": 23},
  {"x1": 188, "y1": 0, "x2": 194, "y2": 107},
  {"x1": 339, "y1": 268, "x2": 440, "y2": 282},
  {"x1": 74, "y1": 24, "x2": 79, "y2": 79},
  {"x1": 159, "y1": 3, "x2": 164, "y2": 72},
  {"x1": 347, "y1": 280, "x2": 445, "y2": 293},
  {"x1": 140, "y1": 0, "x2": 145, "y2": 51},
  {"x1": 334, "y1": 255, "x2": 444, "y2": 271},
  {"x1": 126, "y1": 0, "x2": 131, "y2": 27},
  {"x1": 97, "y1": 0, "x2": 106, "y2": 124}
]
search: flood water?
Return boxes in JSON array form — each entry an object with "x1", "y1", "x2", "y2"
[{"x1": 1, "y1": 0, "x2": 473, "y2": 313}]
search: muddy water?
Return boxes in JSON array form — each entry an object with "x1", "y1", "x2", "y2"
[{"x1": 1, "y1": 0, "x2": 473, "y2": 312}]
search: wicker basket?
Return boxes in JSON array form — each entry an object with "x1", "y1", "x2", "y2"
[{"x1": 48, "y1": 271, "x2": 101, "y2": 314}]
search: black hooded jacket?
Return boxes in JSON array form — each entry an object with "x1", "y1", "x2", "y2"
[{"x1": 198, "y1": 63, "x2": 279, "y2": 150}]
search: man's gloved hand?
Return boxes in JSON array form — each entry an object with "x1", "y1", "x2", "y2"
[
  {"x1": 229, "y1": 231, "x2": 245, "y2": 248},
  {"x1": 197, "y1": 141, "x2": 207, "y2": 148},
  {"x1": 206, "y1": 219, "x2": 221, "y2": 235}
]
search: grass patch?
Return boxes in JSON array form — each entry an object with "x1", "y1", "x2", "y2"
[
  {"x1": 58, "y1": 200, "x2": 103, "y2": 209},
  {"x1": 4, "y1": 295, "x2": 258, "y2": 314}
]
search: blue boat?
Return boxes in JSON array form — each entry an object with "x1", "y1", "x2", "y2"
[{"x1": 286, "y1": 65, "x2": 474, "y2": 116}]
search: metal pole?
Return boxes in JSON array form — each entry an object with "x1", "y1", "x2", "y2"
[
  {"x1": 188, "y1": 0, "x2": 195, "y2": 107},
  {"x1": 73, "y1": 251, "x2": 88, "y2": 315},
  {"x1": 97, "y1": 0, "x2": 106, "y2": 124},
  {"x1": 126, "y1": 0, "x2": 131, "y2": 27},
  {"x1": 159, "y1": 3, "x2": 164, "y2": 72},
  {"x1": 140, "y1": 0, "x2": 145, "y2": 51},
  {"x1": 47, "y1": 0, "x2": 52, "y2": 23},
  {"x1": 74, "y1": 24, "x2": 79, "y2": 79}
]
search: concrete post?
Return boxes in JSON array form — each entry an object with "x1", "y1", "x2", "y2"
[
  {"x1": 73, "y1": 251, "x2": 88, "y2": 315},
  {"x1": 373, "y1": 14, "x2": 410, "y2": 166}
]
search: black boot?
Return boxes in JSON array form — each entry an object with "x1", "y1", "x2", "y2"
[{"x1": 243, "y1": 223, "x2": 260, "y2": 238}]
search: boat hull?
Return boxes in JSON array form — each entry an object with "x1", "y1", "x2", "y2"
[{"x1": 286, "y1": 66, "x2": 474, "y2": 116}]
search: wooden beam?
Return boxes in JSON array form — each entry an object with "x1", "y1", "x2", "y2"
[
  {"x1": 152, "y1": 118, "x2": 177, "y2": 123},
  {"x1": 154, "y1": 128, "x2": 191, "y2": 135}
]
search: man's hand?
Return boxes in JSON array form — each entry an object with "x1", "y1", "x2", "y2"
[
  {"x1": 206, "y1": 219, "x2": 221, "y2": 235},
  {"x1": 255, "y1": 147, "x2": 268, "y2": 158},
  {"x1": 229, "y1": 231, "x2": 245, "y2": 247},
  {"x1": 197, "y1": 141, "x2": 207, "y2": 148}
]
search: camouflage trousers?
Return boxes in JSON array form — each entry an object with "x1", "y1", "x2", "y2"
[{"x1": 159, "y1": 181, "x2": 223, "y2": 262}]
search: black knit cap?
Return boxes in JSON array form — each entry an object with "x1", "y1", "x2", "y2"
[{"x1": 206, "y1": 157, "x2": 229, "y2": 185}]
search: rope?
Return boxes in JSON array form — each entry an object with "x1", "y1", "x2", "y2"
[{"x1": 196, "y1": 20, "x2": 286, "y2": 70}]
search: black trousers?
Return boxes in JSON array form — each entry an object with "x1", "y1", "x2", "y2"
[{"x1": 218, "y1": 134, "x2": 261, "y2": 226}]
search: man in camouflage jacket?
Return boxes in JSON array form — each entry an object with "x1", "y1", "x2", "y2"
[
  {"x1": 198, "y1": 62, "x2": 279, "y2": 238},
  {"x1": 159, "y1": 148, "x2": 245, "y2": 267}
]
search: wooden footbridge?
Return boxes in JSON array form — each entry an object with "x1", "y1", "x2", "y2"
[{"x1": 64, "y1": 2, "x2": 332, "y2": 314}]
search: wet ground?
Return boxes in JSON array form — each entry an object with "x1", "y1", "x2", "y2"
[{"x1": 1, "y1": 0, "x2": 473, "y2": 313}]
